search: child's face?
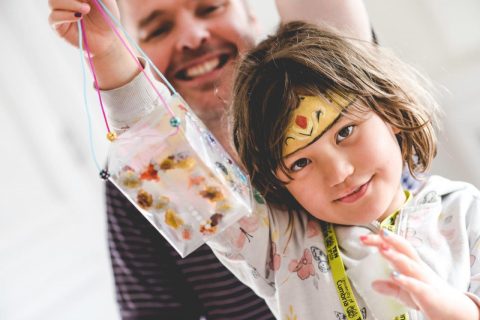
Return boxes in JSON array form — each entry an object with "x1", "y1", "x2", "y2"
[{"x1": 277, "y1": 107, "x2": 406, "y2": 225}]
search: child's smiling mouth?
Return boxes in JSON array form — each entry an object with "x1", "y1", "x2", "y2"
[{"x1": 335, "y1": 177, "x2": 373, "y2": 204}]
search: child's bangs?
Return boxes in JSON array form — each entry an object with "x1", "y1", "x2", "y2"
[{"x1": 340, "y1": 97, "x2": 372, "y2": 120}]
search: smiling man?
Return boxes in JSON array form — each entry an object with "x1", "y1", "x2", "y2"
[
  {"x1": 117, "y1": 0, "x2": 258, "y2": 150},
  {"x1": 48, "y1": 0, "x2": 373, "y2": 318}
]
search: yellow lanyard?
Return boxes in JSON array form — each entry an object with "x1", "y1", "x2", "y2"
[
  {"x1": 380, "y1": 190, "x2": 411, "y2": 232},
  {"x1": 321, "y1": 191, "x2": 411, "y2": 320}
]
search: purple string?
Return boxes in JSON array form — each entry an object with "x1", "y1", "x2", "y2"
[{"x1": 89, "y1": 0, "x2": 177, "y2": 119}]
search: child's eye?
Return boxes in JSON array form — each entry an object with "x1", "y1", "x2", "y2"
[
  {"x1": 290, "y1": 158, "x2": 311, "y2": 172},
  {"x1": 336, "y1": 125, "x2": 355, "y2": 143}
]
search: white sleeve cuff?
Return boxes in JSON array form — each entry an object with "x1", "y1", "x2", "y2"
[{"x1": 101, "y1": 57, "x2": 172, "y2": 133}]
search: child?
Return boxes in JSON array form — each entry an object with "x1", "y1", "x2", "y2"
[
  {"x1": 70, "y1": 15, "x2": 478, "y2": 318},
  {"x1": 206, "y1": 22, "x2": 480, "y2": 319}
]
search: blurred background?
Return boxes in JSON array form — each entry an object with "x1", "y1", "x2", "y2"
[{"x1": 1, "y1": 0, "x2": 479, "y2": 319}]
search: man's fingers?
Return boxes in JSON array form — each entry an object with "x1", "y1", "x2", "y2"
[
  {"x1": 48, "y1": 10, "x2": 83, "y2": 38},
  {"x1": 49, "y1": 0, "x2": 90, "y2": 13},
  {"x1": 49, "y1": 9, "x2": 83, "y2": 27}
]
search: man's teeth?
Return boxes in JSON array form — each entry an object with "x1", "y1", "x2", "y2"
[{"x1": 185, "y1": 57, "x2": 220, "y2": 78}]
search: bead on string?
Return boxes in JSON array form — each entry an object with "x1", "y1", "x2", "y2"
[
  {"x1": 106, "y1": 131, "x2": 117, "y2": 142},
  {"x1": 170, "y1": 116, "x2": 181, "y2": 127},
  {"x1": 99, "y1": 169, "x2": 110, "y2": 180}
]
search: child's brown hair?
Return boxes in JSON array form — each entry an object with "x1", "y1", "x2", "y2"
[{"x1": 231, "y1": 21, "x2": 440, "y2": 210}]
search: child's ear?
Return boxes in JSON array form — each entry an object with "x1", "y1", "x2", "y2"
[
  {"x1": 393, "y1": 126, "x2": 403, "y2": 147},
  {"x1": 391, "y1": 126, "x2": 401, "y2": 134}
]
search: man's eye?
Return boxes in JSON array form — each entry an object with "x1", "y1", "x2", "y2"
[
  {"x1": 197, "y1": 1, "x2": 226, "y2": 16},
  {"x1": 290, "y1": 158, "x2": 311, "y2": 172},
  {"x1": 199, "y1": 5, "x2": 220, "y2": 15},
  {"x1": 336, "y1": 125, "x2": 354, "y2": 143},
  {"x1": 144, "y1": 23, "x2": 172, "y2": 42}
]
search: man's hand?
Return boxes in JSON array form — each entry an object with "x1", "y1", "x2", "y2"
[
  {"x1": 48, "y1": 0, "x2": 120, "y2": 57},
  {"x1": 48, "y1": 0, "x2": 139, "y2": 89}
]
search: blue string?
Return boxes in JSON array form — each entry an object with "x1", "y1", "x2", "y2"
[
  {"x1": 76, "y1": 1, "x2": 178, "y2": 174},
  {"x1": 77, "y1": 20, "x2": 102, "y2": 172},
  {"x1": 95, "y1": 0, "x2": 177, "y2": 95}
]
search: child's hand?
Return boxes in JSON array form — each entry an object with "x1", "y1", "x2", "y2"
[
  {"x1": 48, "y1": 0, "x2": 120, "y2": 59},
  {"x1": 361, "y1": 230, "x2": 479, "y2": 320}
]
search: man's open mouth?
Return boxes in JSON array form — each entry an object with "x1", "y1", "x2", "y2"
[{"x1": 174, "y1": 54, "x2": 231, "y2": 80}]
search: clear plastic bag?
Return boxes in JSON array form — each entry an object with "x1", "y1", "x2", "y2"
[{"x1": 107, "y1": 93, "x2": 253, "y2": 257}]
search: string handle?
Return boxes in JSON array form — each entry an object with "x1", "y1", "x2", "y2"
[{"x1": 77, "y1": 0, "x2": 184, "y2": 176}]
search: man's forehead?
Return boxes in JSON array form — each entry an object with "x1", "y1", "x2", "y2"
[{"x1": 120, "y1": 0, "x2": 248, "y2": 22}]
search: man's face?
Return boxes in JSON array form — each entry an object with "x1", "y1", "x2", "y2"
[{"x1": 121, "y1": 0, "x2": 258, "y2": 121}]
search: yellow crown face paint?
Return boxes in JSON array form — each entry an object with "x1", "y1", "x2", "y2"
[{"x1": 283, "y1": 92, "x2": 353, "y2": 157}]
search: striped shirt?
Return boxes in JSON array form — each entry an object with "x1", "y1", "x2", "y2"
[{"x1": 106, "y1": 181, "x2": 275, "y2": 320}]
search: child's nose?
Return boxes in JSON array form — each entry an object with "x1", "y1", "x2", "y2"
[{"x1": 323, "y1": 154, "x2": 355, "y2": 187}]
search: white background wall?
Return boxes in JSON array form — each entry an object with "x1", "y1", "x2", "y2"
[
  {"x1": 1, "y1": 1, "x2": 479, "y2": 319},
  {"x1": 364, "y1": 0, "x2": 480, "y2": 186},
  {"x1": 254, "y1": 0, "x2": 480, "y2": 186}
]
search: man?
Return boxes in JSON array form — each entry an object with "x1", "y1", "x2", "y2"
[{"x1": 48, "y1": 0, "x2": 373, "y2": 318}]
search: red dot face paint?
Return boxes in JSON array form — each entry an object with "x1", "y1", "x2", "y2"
[{"x1": 295, "y1": 115, "x2": 308, "y2": 129}]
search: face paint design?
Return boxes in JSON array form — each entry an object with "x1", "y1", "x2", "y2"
[{"x1": 283, "y1": 91, "x2": 353, "y2": 157}]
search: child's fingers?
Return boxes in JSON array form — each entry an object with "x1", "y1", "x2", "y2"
[
  {"x1": 361, "y1": 232, "x2": 427, "y2": 279},
  {"x1": 390, "y1": 271, "x2": 440, "y2": 313},
  {"x1": 380, "y1": 229, "x2": 422, "y2": 262},
  {"x1": 360, "y1": 232, "x2": 418, "y2": 258},
  {"x1": 379, "y1": 245, "x2": 424, "y2": 279},
  {"x1": 359, "y1": 234, "x2": 383, "y2": 246},
  {"x1": 359, "y1": 234, "x2": 390, "y2": 252},
  {"x1": 391, "y1": 272, "x2": 477, "y2": 320},
  {"x1": 371, "y1": 279, "x2": 398, "y2": 295},
  {"x1": 371, "y1": 279, "x2": 418, "y2": 309}
]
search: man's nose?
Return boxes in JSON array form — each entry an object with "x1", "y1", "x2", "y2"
[{"x1": 175, "y1": 17, "x2": 210, "y2": 51}]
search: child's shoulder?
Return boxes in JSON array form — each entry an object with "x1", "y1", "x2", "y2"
[{"x1": 414, "y1": 175, "x2": 480, "y2": 208}]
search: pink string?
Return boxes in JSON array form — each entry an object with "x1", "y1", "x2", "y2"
[
  {"x1": 80, "y1": 19, "x2": 111, "y2": 133},
  {"x1": 89, "y1": 0, "x2": 176, "y2": 118}
]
